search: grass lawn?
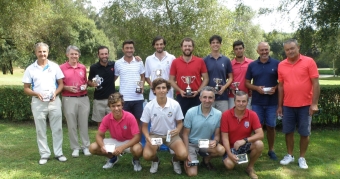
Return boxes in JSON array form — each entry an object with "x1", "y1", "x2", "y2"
[{"x1": 0, "y1": 121, "x2": 339, "y2": 179}]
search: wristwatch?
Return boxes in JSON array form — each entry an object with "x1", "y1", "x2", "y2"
[{"x1": 243, "y1": 138, "x2": 248, "y2": 143}]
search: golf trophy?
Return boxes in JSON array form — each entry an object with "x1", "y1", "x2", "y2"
[
  {"x1": 181, "y1": 76, "x2": 196, "y2": 96},
  {"x1": 155, "y1": 69, "x2": 162, "y2": 78},
  {"x1": 232, "y1": 82, "x2": 240, "y2": 95},
  {"x1": 92, "y1": 75, "x2": 103, "y2": 90},
  {"x1": 136, "y1": 81, "x2": 144, "y2": 93},
  {"x1": 213, "y1": 78, "x2": 222, "y2": 94}
]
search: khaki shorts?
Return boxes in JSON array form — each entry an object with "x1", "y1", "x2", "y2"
[
  {"x1": 150, "y1": 134, "x2": 182, "y2": 147},
  {"x1": 92, "y1": 99, "x2": 111, "y2": 122},
  {"x1": 188, "y1": 143, "x2": 200, "y2": 161},
  {"x1": 103, "y1": 138, "x2": 132, "y2": 153}
]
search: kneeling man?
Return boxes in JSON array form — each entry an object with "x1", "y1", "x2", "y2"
[
  {"x1": 89, "y1": 92, "x2": 143, "y2": 171},
  {"x1": 183, "y1": 86, "x2": 225, "y2": 177},
  {"x1": 141, "y1": 78, "x2": 187, "y2": 174},
  {"x1": 221, "y1": 91, "x2": 264, "y2": 179}
]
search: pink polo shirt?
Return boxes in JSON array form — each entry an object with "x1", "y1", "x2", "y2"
[
  {"x1": 229, "y1": 57, "x2": 253, "y2": 98},
  {"x1": 60, "y1": 62, "x2": 87, "y2": 96},
  {"x1": 99, "y1": 110, "x2": 140, "y2": 141}
]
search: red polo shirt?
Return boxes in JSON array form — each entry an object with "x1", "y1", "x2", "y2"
[
  {"x1": 229, "y1": 57, "x2": 253, "y2": 98},
  {"x1": 60, "y1": 62, "x2": 87, "y2": 96}
]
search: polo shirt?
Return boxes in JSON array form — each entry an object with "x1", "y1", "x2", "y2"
[
  {"x1": 184, "y1": 105, "x2": 221, "y2": 144},
  {"x1": 170, "y1": 55, "x2": 207, "y2": 95},
  {"x1": 221, "y1": 108, "x2": 262, "y2": 148},
  {"x1": 204, "y1": 54, "x2": 232, "y2": 100},
  {"x1": 114, "y1": 57, "x2": 145, "y2": 101},
  {"x1": 88, "y1": 61, "x2": 115, "y2": 100},
  {"x1": 145, "y1": 51, "x2": 175, "y2": 100},
  {"x1": 99, "y1": 110, "x2": 140, "y2": 142},
  {"x1": 229, "y1": 57, "x2": 253, "y2": 98},
  {"x1": 141, "y1": 97, "x2": 184, "y2": 135},
  {"x1": 278, "y1": 54, "x2": 319, "y2": 107},
  {"x1": 60, "y1": 62, "x2": 87, "y2": 96},
  {"x1": 245, "y1": 57, "x2": 279, "y2": 105},
  {"x1": 22, "y1": 60, "x2": 64, "y2": 94}
]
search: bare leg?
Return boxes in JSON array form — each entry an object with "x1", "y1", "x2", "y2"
[
  {"x1": 299, "y1": 135, "x2": 309, "y2": 158},
  {"x1": 285, "y1": 132, "x2": 294, "y2": 155}
]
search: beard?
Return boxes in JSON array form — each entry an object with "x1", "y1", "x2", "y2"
[
  {"x1": 182, "y1": 50, "x2": 192, "y2": 57},
  {"x1": 156, "y1": 49, "x2": 164, "y2": 53},
  {"x1": 99, "y1": 57, "x2": 108, "y2": 63}
]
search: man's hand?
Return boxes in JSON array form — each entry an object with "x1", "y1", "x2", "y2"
[
  {"x1": 233, "y1": 139, "x2": 246, "y2": 150},
  {"x1": 209, "y1": 140, "x2": 217, "y2": 148},
  {"x1": 135, "y1": 56, "x2": 142, "y2": 62},
  {"x1": 229, "y1": 151, "x2": 239, "y2": 163},
  {"x1": 256, "y1": 86, "x2": 265, "y2": 94},
  {"x1": 277, "y1": 106, "x2": 283, "y2": 117},
  {"x1": 101, "y1": 146, "x2": 107, "y2": 154},
  {"x1": 113, "y1": 146, "x2": 124, "y2": 155},
  {"x1": 309, "y1": 104, "x2": 319, "y2": 116},
  {"x1": 185, "y1": 155, "x2": 192, "y2": 168},
  {"x1": 170, "y1": 129, "x2": 179, "y2": 137}
]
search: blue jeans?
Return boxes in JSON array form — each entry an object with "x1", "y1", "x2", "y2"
[{"x1": 252, "y1": 105, "x2": 277, "y2": 127}]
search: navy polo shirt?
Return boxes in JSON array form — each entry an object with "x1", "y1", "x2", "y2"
[
  {"x1": 203, "y1": 54, "x2": 232, "y2": 101},
  {"x1": 245, "y1": 57, "x2": 279, "y2": 106}
]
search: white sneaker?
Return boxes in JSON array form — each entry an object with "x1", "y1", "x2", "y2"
[
  {"x1": 298, "y1": 157, "x2": 308, "y2": 169},
  {"x1": 39, "y1": 158, "x2": 48, "y2": 165},
  {"x1": 72, "y1": 150, "x2": 79, "y2": 158},
  {"x1": 132, "y1": 160, "x2": 142, "y2": 171},
  {"x1": 280, "y1": 154, "x2": 294, "y2": 165},
  {"x1": 103, "y1": 156, "x2": 119, "y2": 169},
  {"x1": 171, "y1": 157, "x2": 182, "y2": 174},
  {"x1": 150, "y1": 160, "x2": 160, "y2": 173},
  {"x1": 83, "y1": 148, "x2": 91, "y2": 156}
]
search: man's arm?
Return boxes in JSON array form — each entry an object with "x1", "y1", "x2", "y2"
[
  {"x1": 142, "y1": 122, "x2": 151, "y2": 143},
  {"x1": 140, "y1": 73, "x2": 145, "y2": 93},
  {"x1": 233, "y1": 128, "x2": 264, "y2": 150},
  {"x1": 277, "y1": 82, "x2": 284, "y2": 116},
  {"x1": 310, "y1": 78, "x2": 320, "y2": 115},
  {"x1": 182, "y1": 127, "x2": 191, "y2": 165},
  {"x1": 245, "y1": 79, "x2": 265, "y2": 94},
  {"x1": 24, "y1": 83, "x2": 40, "y2": 98},
  {"x1": 198, "y1": 72, "x2": 209, "y2": 92},
  {"x1": 171, "y1": 119, "x2": 183, "y2": 137},
  {"x1": 210, "y1": 127, "x2": 221, "y2": 148},
  {"x1": 169, "y1": 75, "x2": 185, "y2": 97},
  {"x1": 145, "y1": 78, "x2": 152, "y2": 88},
  {"x1": 95, "y1": 130, "x2": 106, "y2": 153},
  {"x1": 219, "y1": 73, "x2": 233, "y2": 95},
  {"x1": 114, "y1": 133, "x2": 141, "y2": 156},
  {"x1": 221, "y1": 132, "x2": 238, "y2": 163}
]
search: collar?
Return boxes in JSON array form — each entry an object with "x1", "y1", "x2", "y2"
[
  {"x1": 208, "y1": 53, "x2": 222, "y2": 59},
  {"x1": 65, "y1": 61, "x2": 80, "y2": 69},
  {"x1": 231, "y1": 57, "x2": 252, "y2": 65},
  {"x1": 230, "y1": 108, "x2": 249, "y2": 121},
  {"x1": 155, "y1": 97, "x2": 170, "y2": 109},
  {"x1": 197, "y1": 104, "x2": 214, "y2": 117},
  {"x1": 121, "y1": 56, "x2": 137, "y2": 63},
  {"x1": 256, "y1": 56, "x2": 272, "y2": 64},
  {"x1": 111, "y1": 110, "x2": 126, "y2": 123}
]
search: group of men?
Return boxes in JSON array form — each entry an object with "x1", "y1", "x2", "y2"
[{"x1": 22, "y1": 35, "x2": 319, "y2": 178}]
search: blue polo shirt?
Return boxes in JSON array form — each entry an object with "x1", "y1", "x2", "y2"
[
  {"x1": 203, "y1": 54, "x2": 232, "y2": 101},
  {"x1": 245, "y1": 57, "x2": 279, "y2": 106},
  {"x1": 184, "y1": 104, "x2": 221, "y2": 144}
]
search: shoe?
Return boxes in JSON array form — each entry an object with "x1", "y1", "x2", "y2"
[
  {"x1": 132, "y1": 160, "x2": 142, "y2": 171},
  {"x1": 171, "y1": 157, "x2": 182, "y2": 174},
  {"x1": 246, "y1": 168, "x2": 258, "y2": 179},
  {"x1": 150, "y1": 159, "x2": 160, "y2": 173},
  {"x1": 83, "y1": 148, "x2": 91, "y2": 156},
  {"x1": 202, "y1": 157, "x2": 215, "y2": 171},
  {"x1": 268, "y1": 151, "x2": 278, "y2": 160},
  {"x1": 280, "y1": 154, "x2": 294, "y2": 165},
  {"x1": 298, "y1": 157, "x2": 308, "y2": 169},
  {"x1": 72, "y1": 150, "x2": 79, "y2": 158},
  {"x1": 103, "y1": 156, "x2": 119, "y2": 169},
  {"x1": 55, "y1": 155, "x2": 67, "y2": 162},
  {"x1": 39, "y1": 158, "x2": 49, "y2": 165}
]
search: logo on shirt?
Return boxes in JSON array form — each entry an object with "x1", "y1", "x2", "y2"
[
  {"x1": 123, "y1": 125, "x2": 127, "y2": 130},
  {"x1": 167, "y1": 61, "x2": 169, "y2": 65},
  {"x1": 167, "y1": 112, "x2": 173, "y2": 117},
  {"x1": 244, "y1": 121, "x2": 250, "y2": 128},
  {"x1": 111, "y1": 68, "x2": 114, "y2": 71},
  {"x1": 48, "y1": 68, "x2": 52, "y2": 73},
  {"x1": 222, "y1": 63, "x2": 224, "y2": 67},
  {"x1": 272, "y1": 68, "x2": 274, "y2": 71},
  {"x1": 79, "y1": 71, "x2": 83, "y2": 76},
  {"x1": 153, "y1": 114, "x2": 157, "y2": 117}
]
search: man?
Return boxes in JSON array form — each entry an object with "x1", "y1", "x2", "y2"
[
  {"x1": 221, "y1": 91, "x2": 264, "y2": 179},
  {"x1": 22, "y1": 42, "x2": 67, "y2": 165},
  {"x1": 245, "y1": 42, "x2": 280, "y2": 160},
  {"x1": 141, "y1": 78, "x2": 187, "y2": 174},
  {"x1": 277, "y1": 39, "x2": 320, "y2": 169},
  {"x1": 89, "y1": 92, "x2": 143, "y2": 171},
  {"x1": 228, "y1": 40, "x2": 252, "y2": 109},
  {"x1": 145, "y1": 36, "x2": 176, "y2": 100},
  {"x1": 169, "y1": 37, "x2": 209, "y2": 116},
  {"x1": 60, "y1": 45, "x2": 91, "y2": 157},
  {"x1": 88, "y1": 46, "x2": 115, "y2": 126},
  {"x1": 114, "y1": 40, "x2": 145, "y2": 125},
  {"x1": 183, "y1": 86, "x2": 225, "y2": 176},
  {"x1": 203, "y1": 35, "x2": 233, "y2": 112}
]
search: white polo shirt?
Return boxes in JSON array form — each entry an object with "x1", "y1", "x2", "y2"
[
  {"x1": 145, "y1": 51, "x2": 175, "y2": 100},
  {"x1": 22, "y1": 60, "x2": 64, "y2": 94},
  {"x1": 141, "y1": 97, "x2": 184, "y2": 135},
  {"x1": 114, "y1": 57, "x2": 145, "y2": 101}
]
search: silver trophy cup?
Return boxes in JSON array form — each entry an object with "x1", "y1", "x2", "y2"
[
  {"x1": 181, "y1": 76, "x2": 196, "y2": 96},
  {"x1": 213, "y1": 78, "x2": 222, "y2": 94},
  {"x1": 136, "y1": 81, "x2": 144, "y2": 93},
  {"x1": 92, "y1": 75, "x2": 103, "y2": 90},
  {"x1": 232, "y1": 82, "x2": 240, "y2": 95},
  {"x1": 155, "y1": 69, "x2": 162, "y2": 78}
]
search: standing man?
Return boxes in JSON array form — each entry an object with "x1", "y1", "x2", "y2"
[
  {"x1": 22, "y1": 42, "x2": 67, "y2": 165},
  {"x1": 221, "y1": 91, "x2": 264, "y2": 179},
  {"x1": 203, "y1": 35, "x2": 233, "y2": 112},
  {"x1": 277, "y1": 39, "x2": 320, "y2": 169},
  {"x1": 183, "y1": 86, "x2": 225, "y2": 176},
  {"x1": 145, "y1": 36, "x2": 176, "y2": 100},
  {"x1": 114, "y1": 40, "x2": 145, "y2": 125},
  {"x1": 228, "y1": 40, "x2": 252, "y2": 109},
  {"x1": 141, "y1": 78, "x2": 187, "y2": 174},
  {"x1": 169, "y1": 37, "x2": 209, "y2": 116},
  {"x1": 60, "y1": 45, "x2": 91, "y2": 157},
  {"x1": 245, "y1": 42, "x2": 280, "y2": 160},
  {"x1": 88, "y1": 46, "x2": 115, "y2": 126}
]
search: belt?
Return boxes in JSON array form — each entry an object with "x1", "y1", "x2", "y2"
[{"x1": 64, "y1": 94, "x2": 87, "y2": 98}]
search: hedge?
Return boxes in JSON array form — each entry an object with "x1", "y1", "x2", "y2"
[{"x1": 1, "y1": 86, "x2": 339, "y2": 126}]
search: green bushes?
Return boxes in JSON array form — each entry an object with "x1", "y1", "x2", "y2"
[{"x1": 1, "y1": 86, "x2": 339, "y2": 126}]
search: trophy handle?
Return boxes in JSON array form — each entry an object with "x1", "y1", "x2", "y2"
[
  {"x1": 190, "y1": 76, "x2": 196, "y2": 83},
  {"x1": 99, "y1": 77, "x2": 103, "y2": 83},
  {"x1": 181, "y1": 76, "x2": 186, "y2": 83}
]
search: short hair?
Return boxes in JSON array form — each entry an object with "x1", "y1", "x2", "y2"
[
  {"x1": 209, "y1": 35, "x2": 222, "y2": 44},
  {"x1": 181, "y1": 37, "x2": 195, "y2": 47},
  {"x1": 151, "y1": 78, "x2": 171, "y2": 95},
  {"x1": 233, "y1": 40, "x2": 244, "y2": 49},
  {"x1": 152, "y1": 36, "x2": 166, "y2": 46},
  {"x1": 283, "y1": 39, "x2": 299, "y2": 46},
  {"x1": 66, "y1": 45, "x2": 81, "y2": 56},
  {"x1": 122, "y1": 40, "x2": 135, "y2": 48},
  {"x1": 97, "y1": 46, "x2": 109, "y2": 55},
  {"x1": 234, "y1": 90, "x2": 249, "y2": 102},
  {"x1": 35, "y1": 42, "x2": 49, "y2": 52},
  {"x1": 199, "y1": 86, "x2": 215, "y2": 97},
  {"x1": 107, "y1": 92, "x2": 124, "y2": 107}
]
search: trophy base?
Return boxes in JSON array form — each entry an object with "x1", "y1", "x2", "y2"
[
  {"x1": 136, "y1": 88, "x2": 142, "y2": 93},
  {"x1": 215, "y1": 86, "x2": 221, "y2": 94},
  {"x1": 185, "y1": 89, "x2": 193, "y2": 96},
  {"x1": 96, "y1": 86, "x2": 102, "y2": 90}
]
